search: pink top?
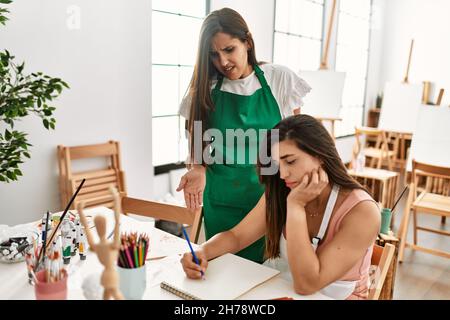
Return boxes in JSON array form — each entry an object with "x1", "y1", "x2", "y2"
[{"x1": 316, "y1": 189, "x2": 377, "y2": 300}]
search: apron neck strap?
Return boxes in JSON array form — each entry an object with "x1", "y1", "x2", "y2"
[
  {"x1": 253, "y1": 64, "x2": 269, "y2": 88},
  {"x1": 214, "y1": 74, "x2": 224, "y2": 90},
  {"x1": 312, "y1": 184, "x2": 340, "y2": 251},
  {"x1": 213, "y1": 64, "x2": 269, "y2": 91}
]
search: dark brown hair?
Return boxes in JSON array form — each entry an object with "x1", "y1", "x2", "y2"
[
  {"x1": 186, "y1": 8, "x2": 258, "y2": 165},
  {"x1": 258, "y1": 114, "x2": 367, "y2": 259}
]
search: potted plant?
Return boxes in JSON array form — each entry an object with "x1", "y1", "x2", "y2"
[{"x1": 0, "y1": 0, "x2": 69, "y2": 182}]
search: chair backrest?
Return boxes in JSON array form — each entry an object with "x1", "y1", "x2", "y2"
[
  {"x1": 352, "y1": 126, "x2": 392, "y2": 168},
  {"x1": 354, "y1": 126, "x2": 387, "y2": 154},
  {"x1": 412, "y1": 159, "x2": 450, "y2": 198},
  {"x1": 368, "y1": 243, "x2": 396, "y2": 300},
  {"x1": 121, "y1": 196, "x2": 203, "y2": 244},
  {"x1": 57, "y1": 140, "x2": 126, "y2": 210}
]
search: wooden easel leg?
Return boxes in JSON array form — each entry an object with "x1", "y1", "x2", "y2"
[
  {"x1": 413, "y1": 209, "x2": 418, "y2": 245},
  {"x1": 381, "y1": 181, "x2": 388, "y2": 209},
  {"x1": 398, "y1": 186, "x2": 413, "y2": 263}
]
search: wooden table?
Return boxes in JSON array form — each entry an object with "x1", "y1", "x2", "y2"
[
  {"x1": 0, "y1": 207, "x2": 331, "y2": 300},
  {"x1": 348, "y1": 167, "x2": 400, "y2": 210}
]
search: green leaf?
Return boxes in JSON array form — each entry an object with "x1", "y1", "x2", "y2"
[
  {"x1": 6, "y1": 170, "x2": 15, "y2": 180},
  {"x1": 0, "y1": 43, "x2": 69, "y2": 184},
  {"x1": 0, "y1": 17, "x2": 8, "y2": 26},
  {"x1": 5, "y1": 129, "x2": 11, "y2": 141},
  {"x1": 17, "y1": 62, "x2": 24, "y2": 73}
]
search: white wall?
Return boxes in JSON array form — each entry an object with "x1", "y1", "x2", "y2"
[
  {"x1": 378, "y1": 0, "x2": 450, "y2": 106},
  {"x1": 0, "y1": 0, "x2": 152, "y2": 225}
]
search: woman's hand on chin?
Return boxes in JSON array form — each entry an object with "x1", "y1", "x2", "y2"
[{"x1": 287, "y1": 167, "x2": 329, "y2": 208}]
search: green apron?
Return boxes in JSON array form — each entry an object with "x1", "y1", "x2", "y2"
[{"x1": 204, "y1": 64, "x2": 282, "y2": 263}]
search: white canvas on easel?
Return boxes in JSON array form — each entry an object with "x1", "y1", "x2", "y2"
[
  {"x1": 298, "y1": 70, "x2": 346, "y2": 119},
  {"x1": 406, "y1": 106, "x2": 450, "y2": 171},
  {"x1": 378, "y1": 81, "x2": 423, "y2": 133}
]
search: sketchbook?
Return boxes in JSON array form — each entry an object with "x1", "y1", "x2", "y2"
[{"x1": 160, "y1": 253, "x2": 280, "y2": 300}]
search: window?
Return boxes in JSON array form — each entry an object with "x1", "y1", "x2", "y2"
[
  {"x1": 152, "y1": 1, "x2": 207, "y2": 167},
  {"x1": 334, "y1": 0, "x2": 372, "y2": 137},
  {"x1": 273, "y1": 0, "x2": 325, "y2": 72}
]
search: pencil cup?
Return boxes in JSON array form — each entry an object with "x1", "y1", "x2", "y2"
[
  {"x1": 380, "y1": 208, "x2": 392, "y2": 234},
  {"x1": 117, "y1": 264, "x2": 146, "y2": 300},
  {"x1": 34, "y1": 270, "x2": 68, "y2": 300}
]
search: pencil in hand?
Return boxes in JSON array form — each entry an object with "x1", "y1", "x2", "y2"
[{"x1": 181, "y1": 225, "x2": 205, "y2": 279}]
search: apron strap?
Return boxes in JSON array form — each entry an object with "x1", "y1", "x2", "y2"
[
  {"x1": 213, "y1": 64, "x2": 269, "y2": 91},
  {"x1": 253, "y1": 64, "x2": 270, "y2": 89},
  {"x1": 312, "y1": 184, "x2": 340, "y2": 251},
  {"x1": 214, "y1": 75, "x2": 224, "y2": 90}
]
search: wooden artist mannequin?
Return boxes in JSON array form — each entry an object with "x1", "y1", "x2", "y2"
[{"x1": 77, "y1": 186, "x2": 123, "y2": 300}]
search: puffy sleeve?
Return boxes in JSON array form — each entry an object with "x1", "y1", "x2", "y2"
[
  {"x1": 281, "y1": 68, "x2": 312, "y2": 117},
  {"x1": 178, "y1": 94, "x2": 192, "y2": 119}
]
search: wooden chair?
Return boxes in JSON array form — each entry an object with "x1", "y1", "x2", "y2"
[
  {"x1": 353, "y1": 126, "x2": 397, "y2": 171},
  {"x1": 57, "y1": 141, "x2": 126, "y2": 211},
  {"x1": 393, "y1": 132, "x2": 412, "y2": 172},
  {"x1": 349, "y1": 128, "x2": 400, "y2": 210},
  {"x1": 80, "y1": 194, "x2": 203, "y2": 244},
  {"x1": 122, "y1": 196, "x2": 203, "y2": 244},
  {"x1": 398, "y1": 160, "x2": 450, "y2": 262},
  {"x1": 368, "y1": 243, "x2": 396, "y2": 300}
]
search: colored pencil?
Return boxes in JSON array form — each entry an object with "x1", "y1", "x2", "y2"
[{"x1": 118, "y1": 232, "x2": 149, "y2": 268}]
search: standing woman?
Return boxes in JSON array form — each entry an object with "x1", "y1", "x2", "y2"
[{"x1": 177, "y1": 8, "x2": 311, "y2": 263}]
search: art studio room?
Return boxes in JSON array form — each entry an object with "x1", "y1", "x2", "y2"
[{"x1": 0, "y1": 0, "x2": 449, "y2": 305}]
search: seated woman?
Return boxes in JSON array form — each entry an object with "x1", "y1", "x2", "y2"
[{"x1": 181, "y1": 114, "x2": 380, "y2": 300}]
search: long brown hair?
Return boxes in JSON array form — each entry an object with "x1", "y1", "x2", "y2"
[
  {"x1": 186, "y1": 8, "x2": 258, "y2": 165},
  {"x1": 258, "y1": 115, "x2": 367, "y2": 259}
]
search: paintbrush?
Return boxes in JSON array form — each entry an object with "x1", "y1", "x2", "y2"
[{"x1": 35, "y1": 179, "x2": 86, "y2": 270}]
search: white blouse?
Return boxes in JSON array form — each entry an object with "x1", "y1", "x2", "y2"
[{"x1": 179, "y1": 63, "x2": 311, "y2": 119}]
